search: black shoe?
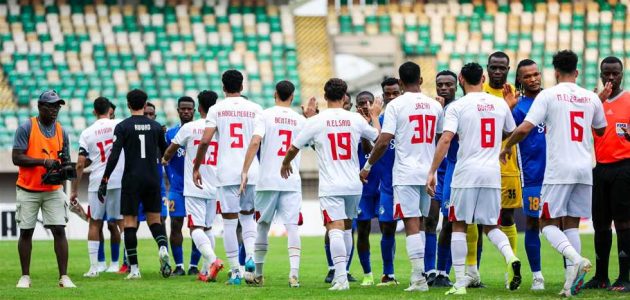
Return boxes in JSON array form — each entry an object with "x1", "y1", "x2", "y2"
[
  {"x1": 432, "y1": 274, "x2": 453, "y2": 287},
  {"x1": 426, "y1": 272, "x2": 438, "y2": 286},
  {"x1": 187, "y1": 266, "x2": 199, "y2": 276},
  {"x1": 468, "y1": 281, "x2": 486, "y2": 288},
  {"x1": 583, "y1": 276, "x2": 610, "y2": 289},
  {"x1": 347, "y1": 273, "x2": 357, "y2": 282},
  {"x1": 172, "y1": 266, "x2": 186, "y2": 276},
  {"x1": 325, "y1": 269, "x2": 335, "y2": 284},
  {"x1": 608, "y1": 278, "x2": 630, "y2": 291}
]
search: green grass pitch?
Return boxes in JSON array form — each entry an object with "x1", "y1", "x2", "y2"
[{"x1": 0, "y1": 233, "x2": 627, "y2": 299}]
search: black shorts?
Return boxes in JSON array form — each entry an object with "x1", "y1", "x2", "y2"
[
  {"x1": 592, "y1": 159, "x2": 630, "y2": 223},
  {"x1": 121, "y1": 181, "x2": 162, "y2": 216}
]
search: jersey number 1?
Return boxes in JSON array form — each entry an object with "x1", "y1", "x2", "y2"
[
  {"x1": 138, "y1": 134, "x2": 146, "y2": 158},
  {"x1": 327, "y1": 132, "x2": 351, "y2": 160},
  {"x1": 96, "y1": 139, "x2": 113, "y2": 162}
]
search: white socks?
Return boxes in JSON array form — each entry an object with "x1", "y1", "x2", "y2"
[
  {"x1": 329, "y1": 229, "x2": 348, "y2": 283},
  {"x1": 206, "y1": 229, "x2": 215, "y2": 250},
  {"x1": 406, "y1": 232, "x2": 425, "y2": 281},
  {"x1": 343, "y1": 229, "x2": 353, "y2": 267},
  {"x1": 255, "y1": 222, "x2": 270, "y2": 276},
  {"x1": 223, "y1": 218, "x2": 240, "y2": 271},
  {"x1": 542, "y1": 225, "x2": 582, "y2": 264},
  {"x1": 286, "y1": 224, "x2": 301, "y2": 278},
  {"x1": 191, "y1": 229, "x2": 217, "y2": 266},
  {"x1": 88, "y1": 240, "x2": 100, "y2": 268},
  {"x1": 451, "y1": 232, "x2": 467, "y2": 289},
  {"x1": 487, "y1": 228, "x2": 516, "y2": 263},
  {"x1": 239, "y1": 213, "x2": 257, "y2": 262}
]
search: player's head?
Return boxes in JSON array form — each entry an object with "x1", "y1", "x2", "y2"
[
  {"x1": 487, "y1": 51, "x2": 510, "y2": 88},
  {"x1": 222, "y1": 69, "x2": 244, "y2": 94},
  {"x1": 458, "y1": 62, "x2": 485, "y2": 93},
  {"x1": 108, "y1": 101, "x2": 116, "y2": 119},
  {"x1": 355, "y1": 91, "x2": 374, "y2": 117},
  {"x1": 93, "y1": 96, "x2": 111, "y2": 118},
  {"x1": 600, "y1": 56, "x2": 623, "y2": 92},
  {"x1": 177, "y1": 96, "x2": 195, "y2": 124},
  {"x1": 552, "y1": 50, "x2": 579, "y2": 80},
  {"x1": 144, "y1": 102, "x2": 156, "y2": 120},
  {"x1": 515, "y1": 59, "x2": 542, "y2": 95},
  {"x1": 398, "y1": 61, "x2": 423, "y2": 88},
  {"x1": 275, "y1": 80, "x2": 295, "y2": 103},
  {"x1": 381, "y1": 77, "x2": 401, "y2": 104},
  {"x1": 127, "y1": 89, "x2": 148, "y2": 112},
  {"x1": 343, "y1": 91, "x2": 353, "y2": 110},
  {"x1": 197, "y1": 90, "x2": 218, "y2": 115},
  {"x1": 324, "y1": 78, "x2": 348, "y2": 105},
  {"x1": 436, "y1": 70, "x2": 457, "y2": 104}
]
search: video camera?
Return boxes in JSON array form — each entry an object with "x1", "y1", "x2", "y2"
[{"x1": 42, "y1": 150, "x2": 77, "y2": 185}]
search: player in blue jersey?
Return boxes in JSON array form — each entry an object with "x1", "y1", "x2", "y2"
[
  {"x1": 511, "y1": 59, "x2": 546, "y2": 290},
  {"x1": 164, "y1": 96, "x2": 200, "y2": 276}
]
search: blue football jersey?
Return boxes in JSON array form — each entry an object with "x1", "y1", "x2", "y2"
[
  {"x1": 165, "y1": 125, "x2": 185, "y2": 194},
  {"x1": 358, "y1": 142, "x2": 381, "y2": 196},
  {"x1": 376, "y1": 114, "x2": 395, "y2": 196},
  {"x1": 513, "y1": 95, "x2": 546, "y2": 187},
  {"x1": 158, "y1": 163, "x2": 166, "y2": 198}
]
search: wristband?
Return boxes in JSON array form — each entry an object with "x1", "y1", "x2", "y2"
[{"x1": 363, "y1": 161, "x2": 372, "y2": 172}]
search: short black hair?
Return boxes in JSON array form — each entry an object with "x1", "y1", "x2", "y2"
[
  {"x1": 93, "y1": 97, "x2": 111, "y2": 115},
  {"x1": 488, "y1": 51, "x2": 510, "y2": 64},
  {"x1": 222, "y1": 69, "x2": 244, "y2": 93},
  {"x1": 381, "y1": 77, "x2": 399, "y2": 89},
  {"x1": 177, "y1": 96, "x2": 195, "y2": 107},
  {"x1": 552, "y1": 50, "x2": 578, "y2": 74},
  {"x1": 345, "y1": 92, "x2": 351, "y2": 102},
  {"x1": 436, "y1": 70, "x2": 457, "y2": 80},
  {"x1": 197, "y1": 90, "x2": 218, "y2": 112},
  {"x1": 460, "y1": 62, "x2": 484, "y2": 85},
  {"x1": 600, "y1": 56, "x2": 623, "y2": 69},
  {"x1": 109, "y1": 101, "x2": 117, "y2": 111},
  {"x1": 355, "y1": 91, "x2": 374, "y2": 103},
  {"x1": 324, "y1": 78, "x2": 348, "y2": 101},
  {"x1": 127, "y1": 89, "x2": 148, "y2": 110},
  {"x1": 515, "y1": 59, "x2": 537, "y2": 91},
  {"x1": 146, "y1": 101, "x2": 155, "y2": 109},
  {"x1": 275, "y1": 80, "x2": 295, "y2": 101},
  {"x1": 398, "y1": 61, "x2": 421, "y2": 85}
]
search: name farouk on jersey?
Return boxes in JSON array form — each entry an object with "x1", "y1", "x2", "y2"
[
  {"x1": 94, "y1": 127, "x2": 113, "y2": 136},
  {"x1": 326, "y1": 119, "x2": 351, "y2": 127},
  {"x1": 218, "y1": 110, "x2": 256, "y2": 118},
  {"x1": 134, "y1": 124, "x2": 151, "y2": 131},
  {"x1": 415, "y1": 102, "x2": 430, "y2": 110},
  {"x1": 477, "y1": 104, "x2": 496, "y2": 111},
  {"x1": 275, "y1": 117, "x2": 297, "y2": 126},
  {"x1": 556, "y1": 94, "x2": 591, "y2": 103}
]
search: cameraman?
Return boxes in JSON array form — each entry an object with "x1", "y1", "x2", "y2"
[{"x1": 12, "y1": 90, "x2": 76, "y2": 288}]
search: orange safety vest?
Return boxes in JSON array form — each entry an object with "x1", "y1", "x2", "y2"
[{"x1": 16, "y1": 117, "x2": 64, "y2": 192}]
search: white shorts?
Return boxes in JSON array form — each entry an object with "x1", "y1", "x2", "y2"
[
  {"x1": 541, "y1": 184, "x2": 592, "y2": 219},
  {"x1": 255, "y1": 191, "x2": 301, "y2": 224},
  {"x1": 217, "y1": 185, "x2": 255, "y2": 214},
  {"x1": 185, "y1": 196, "x2": 217, "y2": 228},
  {"x1": 449, "y1": 188, "x2": 501, "y2": 225},
  {"x1": 393, "y1": 185, "x2": 431, "y2": 219},
  {"x1": 320, "y1": 195, "x2": 361, "y2": 224},
  {"x1": 88, "y1": 189, "x2": 122, "y2": 221}
]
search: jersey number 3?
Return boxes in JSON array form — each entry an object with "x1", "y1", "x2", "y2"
[{"x1": 277, "y1": 130, "x2": 292, "y2": 156}]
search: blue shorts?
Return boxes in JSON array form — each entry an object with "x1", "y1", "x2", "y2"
[
  {"x1": 378, "y1": 192, "x2": 395, "y2": 222},
  {"x1": 137, "y1": 202, "x2": 146, "y2": 222},
  {"x1": 357, "y1": 193, "x2": 380, "y2": 221},
  {"x1": 522, "y1": 186, "x2": 542, "y2": 218},
  {"x1": 167, "y1": 192, "x2": 186, "y2": 217}
]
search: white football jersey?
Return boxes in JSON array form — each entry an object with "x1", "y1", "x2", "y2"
[
  {"x1": 173, "y1": 119, "x2": 218, "y2": 199},
  {"x1": 79, "y1": 118, "x2": 125, "y2": 191},
  {"x1": 206, "y1": 96, "x2": 262, "y2": 186},
  {"x1": 524, "y1": 82, "x2": 607, "y2": 185},
  {"x1": 253, "y1": 106, "x2": 305, "y2": 192},
  {"x1": 293, "y1": 108, "x2": 379, "y2": 196},
  {"x1": 443, "y1": 92, "x2": 516, "y2": 188},
  {"x1": 382, "y1": 92, "x2": 444, "y2": 185}
]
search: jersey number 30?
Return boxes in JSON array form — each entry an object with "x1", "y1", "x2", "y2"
[{"x1": 409, "y1": 114, "x2": 436, "y2": 144}]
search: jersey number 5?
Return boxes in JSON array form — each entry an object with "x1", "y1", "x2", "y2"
[
  {"x1": 480, "y1": 118, "x2": 495, "y2": 148},
  {"x1": 327, "y1": 132, "x2": 351, "y2": 160},
  {"x1": 277, "y1": 130, "x2": 292, "y2": 156},
  {"x1": 409, "y1": 114, "x2": 436, "y2": 144},
  {"x1": 96, "y1": 139, "x2": 113, "y2": 162},
  {"x1": 569, "y1": 111, "x2": 584, "y2": 142},
  {"x1": 230, "y1": 123, "x2": 244, "y2": 148}
]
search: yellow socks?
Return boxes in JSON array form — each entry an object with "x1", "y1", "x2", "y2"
[
  {"x1": 500, "y1": 224, "x2": 518, "y2": 255},
  {"x1": 466, "y1": 225, "x2": 478, "y2": 266}
]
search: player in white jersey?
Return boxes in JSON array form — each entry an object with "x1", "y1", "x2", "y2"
[
  {"x1": 359, "y1": 62, "x2": 443, "y2": 292},
  {"x1": 501, "y1": 50, "x2": 607, "y2": 297},
  {"x1": 192, "y1": 70, "x2": 262, "y2": 285},
  {"x1": 238, "y1": 81, "x2": 305, "y2": 287},
  {"x1": 426, "y1": 63, "x2": 522, "y2": 295},
  {"x1": 70, "y1": 97, "x2": 125, "y2": 277},
  {"x1": 281, "y1": 78, "x2": 381, "y2": 291},
  {"x1": 162, "y1": 91, "x2": 224, "y2": 282}
]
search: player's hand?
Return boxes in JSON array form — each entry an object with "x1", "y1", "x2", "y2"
[
  {"x1": 97, "y1": 179, "x2": 108, "y2": 203},
  {"x1": 499, "y1": 147, "x2": 512, "y2": 164},
  {"x1": 280, "y1": 163, "x2": 293, "y2": 179},
  {"x1": 368, "y1": 96, "x2": 383, "y2": 118},
  {"x1": 302, "y1": 96, "x2": 319, "y2": 118},
  {"x1": 238, "y1": 172, "x2": 248, "y2": 196},
  {"x1": 43, "y1": 158, "x2": 60, "y2": 169},
  {"x1": 359, "y1": 169, "x2": 370, "y2": 184},
  {"x1": 161, "y1": 157, "x2": 169, "y2": 166},
  {"x1": 597, "y1": 82, "x2": 613, "y2": 102},
  {"x1": 435, "y1": 96, "x2": 445, "y2": 107},
  {"x1": 502, "y1": 84, "x2": 518, "y2": 108},
  {"x1": 426, "y1": 173, "x2": 437, "y2": 197},
  {"x1": 193, "y1": 169, "x2": 203, "y2": 188},
  {"x1": 69, "y1": 192, "x2": 78, "y2": 206}
]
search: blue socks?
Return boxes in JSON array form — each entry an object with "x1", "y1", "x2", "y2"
[
  {"x1": 239, "y1": 243, "x2": 246, "y2": 266},
  {"x1": 347, "y1": 240, "x2": 354, "y2": 271},
  {"x1": 325, "y1": 240, "x2": 333, "y2": 268},
  {"x1": 477, "y1": 242, "x2": 483, "y2": 268},
  {"x1": 381, "y1": 233, "x2": 396, "y2": 275},
  {"x1": 437, "y1": 243, "x2": 451, "y2": 274},
  {"x1": 190, "y1": 241, "x2": 201, "y2": 268},
  {"x1": 358, "y1": 250, "x2": 371, "y2": 274},
  {"x1": 111, "y1": 242, "x2": 120, "y2": 263},
  {"x1": 424, "y1": 232, "x2": 437, "y2": 271},
  {"x1": 172, "y1": 245, "x2": 183, "y2": 266},
  {"x1": 525, "y1": 228, "x2": 542, "y2": 272},
  {"x1": 98, "y1": 240, "x2": 105, "y2": 262}
]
